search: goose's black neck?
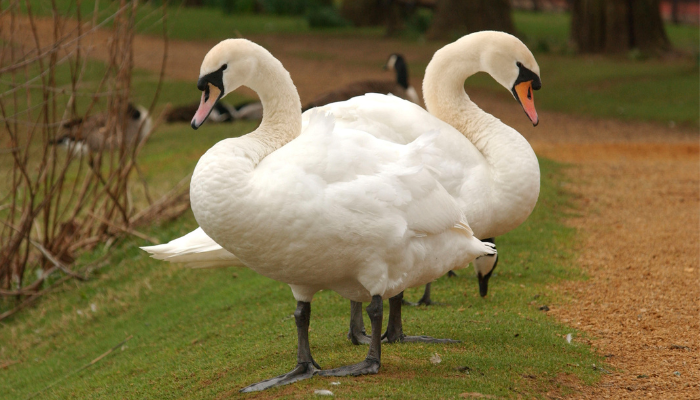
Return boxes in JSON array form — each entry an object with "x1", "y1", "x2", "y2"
[{"x1": 393, "y1": 55, "x2": 409, "y2": 90}]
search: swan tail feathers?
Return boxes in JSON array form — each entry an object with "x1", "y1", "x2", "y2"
[
  {"x1": 452, "y1": 216, "x2": 502, "y2": 260},
  {"x1": 141, "y1": 228, "x2": 244, "y2": 269},
  {"x1": 472, "y1": 237, "x2": 497, "y2": 257}
]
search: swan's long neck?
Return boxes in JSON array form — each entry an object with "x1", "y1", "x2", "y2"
[
  {"x1": 423, "y1": 35, "x2": 540, "y2": 237},
  {"x1": 237, "y1": 52, "x2": 302, "y2": 164},
  {"x1": 190, "y1": 45, "x2": 302, "y2": 251}
]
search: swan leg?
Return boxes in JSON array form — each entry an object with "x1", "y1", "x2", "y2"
[
  {"x1": 383, "y1": 291, "x2": 460, "y2": 344},
  {"x1": 240, "y1": 301, "x2": 320, "y2": 392},
  {"x1": 318, "y1": 295, "x2": 382, "y2": 377},
  {"x1": 416, "y1": 282, "x2": 434, "y2": 306},
  {"x1": 403, "y1": 282, "x2": 439, "y2": 306},
  {"x1": 447, "y1": 270, "x2": 457, "y2": 278},
  {"x1": 347, "y1": 300, "x2": 372, "y2": 345}
]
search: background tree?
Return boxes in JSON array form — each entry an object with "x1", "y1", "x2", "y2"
[
  {"x1": 571, "y1": 0, "x2": 671, "y2": 54},
  {"x1": 340, "y1": 0, "x2": 387, "y2": 27},
  {"x1": 426, "y1": 0, "x2": 514, "y2": 40}
]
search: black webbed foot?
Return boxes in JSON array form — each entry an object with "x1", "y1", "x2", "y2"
[
  {"x1": 241, "y1": 301, "x2": 319, "y2": 392},
  {"x1": 240, "y1": 362, "x2": 319, "y2": 393},
  {"x1": 384, "y1": 292, "x2": 460, "y2": 344},
  {"x1": 317, "y1": 358, "x2": 380, "y2": 377},
  {"x1": 347, "y1": 300, "x2": 372, "y2": 345},
  {"x1": 400, "y1": 335, "x2": 460, "y2": 344}
]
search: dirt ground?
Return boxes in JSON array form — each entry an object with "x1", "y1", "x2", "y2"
[{"x1": 5, "y1": 17, "x2": 700, "y2": 399}]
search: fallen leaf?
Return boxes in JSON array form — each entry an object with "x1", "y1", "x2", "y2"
[
  {"x1": 0, "y1": 360, "x2": 20, "y2": 369},
  {"x1": 430, "y1": 353, "x2": 441, "y2": 364},
  {"x1": 459, "y1": 392, "x2": 498, "y2": 399}
]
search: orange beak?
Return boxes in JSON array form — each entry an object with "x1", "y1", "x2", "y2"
[
  {"x1": 191, "y1": 83, "x2": 223, "y2": 130},
  {"x1": 514, "y1": 81, "x2": 539, "y2": 126}
]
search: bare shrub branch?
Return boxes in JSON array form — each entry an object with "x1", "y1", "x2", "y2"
[{"x1": 0, "y1": 0, "x2": 185, "y2": 319}]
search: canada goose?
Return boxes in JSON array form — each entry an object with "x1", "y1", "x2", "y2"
[
  {"x1": 52, "y1": 103, "x2": 152, "y2": 155},
  {"x1": 145, "y1": 38, "x2": 495, "y2": 392},
  {"x1": 302, "y1": 53, "x2": 419, "y2": 111}
]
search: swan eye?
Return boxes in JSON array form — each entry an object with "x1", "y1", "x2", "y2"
[
  {"x1": 516, "y1": 61, "x2": 522, "y2": 68},
  {"x1": 222, "y1": 64, "x2": 228, "y2": 70}
]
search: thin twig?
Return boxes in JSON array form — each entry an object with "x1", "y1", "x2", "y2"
[
  {"x1": 86, "y1": 211, "x2": 158, "y2": 244},
  {"x1": 0, "y1": 275, "x2": 71, "y2": 322},
  {"x1": 25, "y1": 335, "x2": 134, "y2": 399},
  {"x1": 0, "y1": 265, "x2": 59, "y2": 296},
  {"x1": 28, "y1": 240, "x2": 87, "y2": 281},
  {"x1": 0, "y1": 360, "x2": 21, "y2": 369}
]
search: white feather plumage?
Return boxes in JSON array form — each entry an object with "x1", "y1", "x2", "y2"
[
  {"x1": 144, "y1": 39, "x2": 493, "y2": 303},
  {"x1": 143, "y1": 32, "x2": 540, "y2": 284}
]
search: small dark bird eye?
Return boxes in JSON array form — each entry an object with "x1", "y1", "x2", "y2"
[
  {"x1": 516, "y1": 61, "x2": 522, "y2": 68},
  {"x1": 222, "y1": 64, "x2": 228, "y2": 70}
]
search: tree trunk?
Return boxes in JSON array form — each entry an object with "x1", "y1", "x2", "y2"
[
  {"x1": 340, "y1": 0, "x2": 387, "y2": 27},
  {"x1": 571, "y1": 0, "x2": 670, "y2": 54},
  {"x1": 671, "y1": 0, "x2": 679, "y2": 25},
  {"x1": 426, "y1": 0, "x2": 514, "y2": 40}
]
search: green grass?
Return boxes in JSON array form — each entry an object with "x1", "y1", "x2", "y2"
[{"x1": 0, "y1": 137, "x2": 604, "y2": 399}]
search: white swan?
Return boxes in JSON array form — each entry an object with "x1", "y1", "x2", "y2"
[
  {"x1": 143, "y1": 30, "x2": 541, "y2": 343},
  {"x1": 320, "y1": 31, "x2": 540, "y2": 309},
  {"x1": 145, "y1": 31, "x2": 539, "y2": 271},
  {"x1": 150, "y1": 38, "x2": 494, "y2": 392}
]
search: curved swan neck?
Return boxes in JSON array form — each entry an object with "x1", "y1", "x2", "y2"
[
  {"x1": 238, "y1": 49, "x2": 302, "y2": 164},
  {"x1": 422, "y1": 33, "x2": 532, "y2": 158},
  {"x1": 423, "y1": 34, "x2": 495, "y2": 143},
  {"x1": 422, "y1": 33, "x2": 541, "y2": 238}
]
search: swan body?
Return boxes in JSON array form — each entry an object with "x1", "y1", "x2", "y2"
[
  {"x1": 176, "y1": 39, "x2": 492, "y2": 303},
  {"x1": 145, "y1": 32, "x2": 541, "y2": 298},
  {"x1": 194, "y1": 115, "x2": 490, "y2": 302}
]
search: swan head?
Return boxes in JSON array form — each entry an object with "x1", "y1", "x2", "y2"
[
  {"x1": 192, "y1": 39, "x2": 259, "y2": 129},
  {"x1": 475, "y1": 31, "x2": 542, "y2": 126},
  {"x1": 473, "y1": 238, "x2": 498, "y2": 297}
]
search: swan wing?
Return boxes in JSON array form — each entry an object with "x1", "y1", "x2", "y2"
[
  {"x1": 302, "y1": 94, "x2": 489, "y2": 205},
  {"x1": 268, "y1": 111, "x2": 474, "y2": 240}
]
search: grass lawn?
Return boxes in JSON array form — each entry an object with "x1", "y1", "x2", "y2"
[{"x1": 0, "y1": 133, "x2": 604, "y2": 398}]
